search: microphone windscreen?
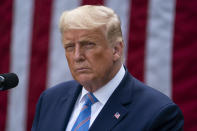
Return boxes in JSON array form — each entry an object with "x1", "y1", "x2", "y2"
[{"x1": 0, "y1": 73, "x2": 19, "y2": 90}]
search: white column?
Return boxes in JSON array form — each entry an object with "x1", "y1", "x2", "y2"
[
  {"x1": 145, "y1": 0, "x2": 176, "y2": 97},
  {"x1": 6, "y1": 0, "x2": 34, "y2": 130}
]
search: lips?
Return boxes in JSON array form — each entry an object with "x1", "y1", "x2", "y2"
[{"x1": 75, "y1": 67, "x2": 90, "y2": 73}]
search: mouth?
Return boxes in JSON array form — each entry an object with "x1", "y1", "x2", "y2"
[{"x1": 75, "y1": 67, "x2": 90, "y2": 73}]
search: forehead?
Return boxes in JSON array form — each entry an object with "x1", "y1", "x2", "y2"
[{"x1": 62, "y1": 29, "x2": 106, "y2": 43}]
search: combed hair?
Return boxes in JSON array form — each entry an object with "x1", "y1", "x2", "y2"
[{"x1": 59, "y1": 5, "x2": 123, "y2": 46}]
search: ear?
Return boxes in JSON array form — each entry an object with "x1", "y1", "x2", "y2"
[{"x1": 112, "y1": 42, "x2": 124, "y2": 61}]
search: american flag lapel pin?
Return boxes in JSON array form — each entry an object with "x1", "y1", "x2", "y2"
[{"x1": 114, "y1": 112, "x2": 120, "y2": 119}]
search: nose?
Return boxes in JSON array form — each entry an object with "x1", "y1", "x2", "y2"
[{"x1": 73, "y1": 44, "x2": 85, "y2": 62}]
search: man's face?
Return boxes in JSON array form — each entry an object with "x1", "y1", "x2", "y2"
[{"x1": 62, "y1": 29, "x2": 119, "y2": 91}]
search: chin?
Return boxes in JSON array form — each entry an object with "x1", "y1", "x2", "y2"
[{"x1": 74, "y1": 75, "x2": 94, "y2": 85}]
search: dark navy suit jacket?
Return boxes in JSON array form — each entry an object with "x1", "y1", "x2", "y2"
[{"x1": 32, "y1": 70, "x2": 184, "y2": 131}]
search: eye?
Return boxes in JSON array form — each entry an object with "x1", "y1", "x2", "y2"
[
  {"x1": 83, "y1": 41, "x2": 96, "y2": 49},
  {"x1": 64, "y1": 44, "x2": 75, "y2": 52}
]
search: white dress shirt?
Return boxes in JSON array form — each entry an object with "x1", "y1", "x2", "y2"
[{"x1": 66, "y1": 65, "x2": 125, "y2": 131}]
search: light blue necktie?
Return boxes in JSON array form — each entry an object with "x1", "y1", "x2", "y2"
[{"x1": 71, "y1": 92, "x2": 98, "y2": 131}]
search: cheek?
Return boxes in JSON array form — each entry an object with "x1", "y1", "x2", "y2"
[
  {"x1": 65, "y1": 54, "x2": 74, "y2": 68},
  {"x1": 88, "y1": 51, "x2": 113, "y2": 70}
]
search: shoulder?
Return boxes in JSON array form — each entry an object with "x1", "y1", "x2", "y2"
[
  {"x1": 45, "y1": 80, "x2": 80, "y2": 92},
  {"x1": 125, "y1": 72, "x2": 174, "y2": 107},
  {"x1": 123, "y1": 72, "x2": 184, "y2": 129},
  {"x1": 40, "y1": 80, "x2": 81, "y2": 100}
]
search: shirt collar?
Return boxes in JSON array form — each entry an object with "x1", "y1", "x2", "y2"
[{"x1": 79, "y1": 65, "x2": 125, "y2": 105}]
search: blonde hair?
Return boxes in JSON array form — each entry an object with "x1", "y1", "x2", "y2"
[{"x1": 59, "y1": 5, "x2": 123, "y2": 46}]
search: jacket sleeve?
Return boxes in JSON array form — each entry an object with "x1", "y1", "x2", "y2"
[{"x1": 149, "y1": 103, "x2": 184, "y2": 131}]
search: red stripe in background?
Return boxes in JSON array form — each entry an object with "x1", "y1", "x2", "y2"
[
  {"x1": 172, "y1": 0, "x2": 197, "y2": 131},
  {"x1": 0, "y1": 0, "x2": 13, "y2": 131},
  {"x1": 81, "y1": 0, "x2": 104, "y2": 5},
  {"x1": 126, "y1": 0, "x2": 149, "y2": 82},
  {"x1": 26, "y1": 0, "x2": 53, "y2": 130}
]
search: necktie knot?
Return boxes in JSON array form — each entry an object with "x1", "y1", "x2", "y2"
[{"x1": 84, "y1": 92, "x2": 98, "y2": 107}]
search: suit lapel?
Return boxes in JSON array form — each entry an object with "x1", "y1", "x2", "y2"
[
  {"x1": 54, "y1": 83, "x2": 82, "y2": 131},
  {"x1": 89, "y1": 71, "x2": 133, "y2": 131},
  {"x1": 89, "y1": 96, "x2": 128, "y2": 131}
]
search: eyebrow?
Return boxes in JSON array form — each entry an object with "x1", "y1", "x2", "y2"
[
  {"x1": 64, "y1": 37, "x2": 97, "y2": 45},
  {"x1": 62, "y1": 31, "x2": 104, "y2": 45}
]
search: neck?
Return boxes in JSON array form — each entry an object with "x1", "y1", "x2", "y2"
[{"x1": 84, "y1": 62, "x2": 122, "y2": 92}]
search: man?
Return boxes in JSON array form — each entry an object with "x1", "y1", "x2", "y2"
[{"x1": 32, "y1": 5, "x2": 184, "y2": 131}]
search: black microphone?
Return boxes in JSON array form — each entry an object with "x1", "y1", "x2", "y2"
[{"x1": 0, "y1": 73, "x2": 19, "y2": 91}]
